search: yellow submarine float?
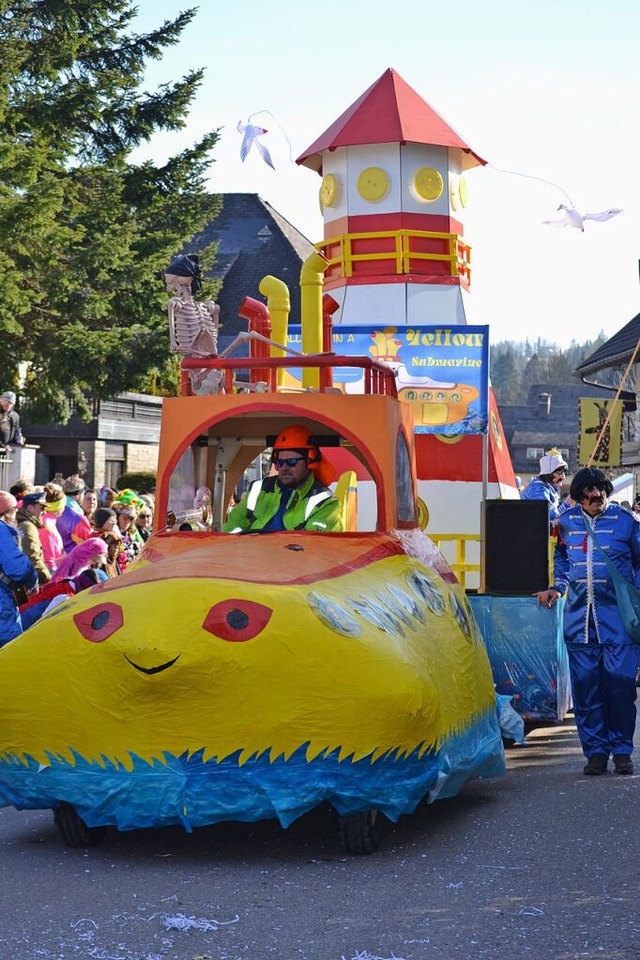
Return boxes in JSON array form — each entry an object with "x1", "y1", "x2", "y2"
[{"x1": 0, "y1": 257, "x2": 505, "y2": 853}]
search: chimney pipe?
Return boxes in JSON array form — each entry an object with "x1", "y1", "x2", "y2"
[{"x1": 538, "y1": 393, "x2": 551, "y2": 418}]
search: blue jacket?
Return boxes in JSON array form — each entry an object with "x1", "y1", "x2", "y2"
[
  {"x1": 521, "y1": 477, "x2": 569, "y2": 523},
  {"x1": 0, "y1": 520, "x2": 38, "y2": 646},
  {"x1": 554, "y1": 502, "x2": 640, "y2": 644}
]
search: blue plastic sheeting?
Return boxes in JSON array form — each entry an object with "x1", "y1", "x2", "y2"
[
  {"x1": 469, "y1": 595, "x2": 571, "y2": 722},
  {"x1": 0, "y1": 709, "x2": 504, "y2": 832}
]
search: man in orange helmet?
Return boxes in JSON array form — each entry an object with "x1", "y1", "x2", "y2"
[{"x1": 224, "y1": 424, "x2": 341, "y2": 534}]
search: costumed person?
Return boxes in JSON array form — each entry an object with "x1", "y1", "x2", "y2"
[
  {"x1": 165, "y1": 253, "x2": 220, "y2": 394},
  {"x1": 91, "y1": 507, "x2": 123, "y2": 578},
  {"x1": 57, "y1": 475, "x2": 92, "y2": 553},
  {"x1": 53, "y1": 537, "x2": 108, "y2": 582},
  {"x1": 20, "y1": 541, "x2": 108, "y2": 630},
  {"x1": 0, "y1": 491, "x2": 38, "y2": 646},
  {"x1": 16, "y1": 487, "x2": 51, "y2": 585},
  {"x1": 39, "y1": 482, "x2": 66, "y2": 575},
  {"x1": 135, "y1": 503, "x2": 153, "y2": 542},
  {"x1": 536, "y1": 467, "x2": 640, "y2": 776},
  {"x1": 112, "y1": 502, "x2": 143, "y2": 572},
  {"x1": 521, "y1": 449, "x2": 571, "y2": 523},
  {"x1": 224, "y1": 425, "x2": 342, "y2": 534}
]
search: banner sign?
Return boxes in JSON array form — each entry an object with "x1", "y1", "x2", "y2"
[
  {"x1": 578, "y1": 397, "x2": 623, "y2": 467},
  {"x1": 286, "y1": 325, "x2": 489, "y2": 435}
]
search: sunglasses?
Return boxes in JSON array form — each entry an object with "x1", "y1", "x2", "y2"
[{"x1": 273, "y1": 456, "x2": 306, "y2": 468}]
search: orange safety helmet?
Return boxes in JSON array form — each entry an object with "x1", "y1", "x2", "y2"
[{"x1": 271, "y1": 424, "x2": 335, "y2": 486}]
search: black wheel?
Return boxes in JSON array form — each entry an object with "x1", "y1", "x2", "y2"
[
  {"x1": 53, "y1": 802, "x2": 107, "y2": 848},
  {"x1": 336, "y1": 809, "x2": 382, "y2": 855}
]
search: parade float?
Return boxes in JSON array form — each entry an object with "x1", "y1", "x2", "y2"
[
  {"x1": 0, "y1": 294, "x2": 506, "y2": 851},
  {"x1": 0, "y1": 68, "x2": 572, "y2": 853}
]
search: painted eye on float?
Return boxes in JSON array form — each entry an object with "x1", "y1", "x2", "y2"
[
  {"x1": 202, "y1": 599, "x2": 272, "y2": 642},
  {"x1": 73, "y1": 602, "x2": 124, "y2": 642}
]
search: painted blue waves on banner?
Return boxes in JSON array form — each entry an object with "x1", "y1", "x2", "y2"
[{"x1": 286, "y1": 325, "x2": 489, "y2": 434}]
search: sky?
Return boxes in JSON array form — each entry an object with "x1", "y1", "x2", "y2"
[{"x1": 132, "y1": 0, "x2": 640, "y2": 350}]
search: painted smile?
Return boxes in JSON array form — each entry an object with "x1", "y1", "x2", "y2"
[{"x1": 124, "y1": 654, "x2": 180, "y2": 675}]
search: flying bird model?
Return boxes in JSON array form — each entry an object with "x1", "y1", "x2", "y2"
[
  {"x1": 543, "y1": 204, "x2": 622, "y2": 231},
  {"x1": 237, "y1": 120, "x2": 275, "y2": 169}
]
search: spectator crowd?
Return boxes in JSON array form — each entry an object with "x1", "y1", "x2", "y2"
[{"x1": 0, "y1": 472, "x2": 155, "y2": 646}]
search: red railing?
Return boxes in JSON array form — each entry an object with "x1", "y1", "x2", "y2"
[{"x1": 179, "y1": 354, "x2": 398, "y2": 398}]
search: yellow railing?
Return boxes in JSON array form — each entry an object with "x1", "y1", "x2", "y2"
[
  {"x1": 317, "y1": 229, "x2": 472, "y2": 283},
  {"x1": 429, "y1": 533, "x2": 481, "y2": 589}
]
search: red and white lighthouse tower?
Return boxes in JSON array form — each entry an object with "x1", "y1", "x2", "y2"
[
  {"x1": 296, "y1": 68, "x2": 483, "y2": 328},
  {"x1": 296, "y1": 69, "x2": 518, "y2": 543}
]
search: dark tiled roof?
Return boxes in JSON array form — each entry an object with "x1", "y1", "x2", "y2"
[
  {"x1": 499, "y1": 381, "x2": 635, "y2": 474},
  {"x1": 499, "y1": 383, "x2": 635, "y2": 445},
  {"x1": 575, "y1": 312, "x2": 640, "y2": 376},
  {"x1": 190, "y1": 193, "x2": 315, "y2": 347}
]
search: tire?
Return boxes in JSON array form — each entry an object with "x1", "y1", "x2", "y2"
[
  {"x1": 336, "y1": 809, "x2": 382, "y2": 855},
  {"x1": 53, "y1": 802, "x2": 107, "y2": 848}
]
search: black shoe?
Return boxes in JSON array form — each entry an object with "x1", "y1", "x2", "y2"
[
  {"x1": 613, "y1": 755, "x2": 634, "y2": 775},
  {"x1": 583, "y1": 754, "x2": 608, "y2": 775}
]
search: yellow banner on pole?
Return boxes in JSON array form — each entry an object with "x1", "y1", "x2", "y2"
[{"x1": 578, "y1": 398, "x2": 623, "y2": 467}]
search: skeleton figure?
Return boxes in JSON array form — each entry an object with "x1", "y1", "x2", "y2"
[
  {"x1": 165, "y1": 253, "x2": 219, "y2": 355},
  {"x1": 164, "y1": 254, "x2": 220, "y2": 394}
]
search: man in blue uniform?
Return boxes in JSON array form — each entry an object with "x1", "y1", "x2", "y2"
[
  {"x1": 537, "y1": 467, "x2": 640, "y2": 776},
  {"x1": 521, "y1": 449, "x2": 570, "y2": 523}
]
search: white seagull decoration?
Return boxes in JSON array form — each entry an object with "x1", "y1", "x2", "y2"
[
  {"x1": 237, "y1": 121, "x2": 275, "y2": 169},
  {"x1": 543, "y1": 204, "x2": 622, "y2": 231}
]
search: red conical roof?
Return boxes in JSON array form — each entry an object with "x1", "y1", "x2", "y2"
[{"x1": 297, "y1": 68, "x2": 486, "y2": 174}]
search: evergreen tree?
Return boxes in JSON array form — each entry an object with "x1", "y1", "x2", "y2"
[
  {"x1": 0, "y1": 1, "x2": 221, "y2": 421},
  {"x1": 521, "y1": 353, "x2": 548, "y2": 401},
  {"x1": 546, "y1": 351, "x2": 576, "y2": 384},
  {"x1": 491, "y1": 345, "x2": 521, "y2": 404}
]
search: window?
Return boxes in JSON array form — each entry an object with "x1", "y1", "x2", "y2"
[
  {"x1": 526, "y1": 448, "x2": 544, "y2": 460},
  {"x1": 396, "y1": 432, "x2": 416, "y2": 523}
]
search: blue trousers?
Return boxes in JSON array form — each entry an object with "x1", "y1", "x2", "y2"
[{"x1": 566, "y1": 640, "x2": 640, "y2": 758}]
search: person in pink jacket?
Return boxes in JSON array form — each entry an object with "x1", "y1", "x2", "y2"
[{"x1": 39, "y1": 482, "x2": 66, "y2": 575}]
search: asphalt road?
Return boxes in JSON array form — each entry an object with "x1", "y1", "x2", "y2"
[{"x1": 1, "y1": 718, "x2": 639, "y2": 960}]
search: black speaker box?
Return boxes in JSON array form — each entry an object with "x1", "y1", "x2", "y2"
[{"x1": 483, "y1": 499, "x2": 550, "y2": 595}]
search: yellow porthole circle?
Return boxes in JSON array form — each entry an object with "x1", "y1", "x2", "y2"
[
  {"x1": 413, "y1": 167, "x2": 444, "y2": 202},
  {"x1": 459, "y1": 175, "x2": 469, "y2": 208},
  {"x1": 357, "y1": 167, "x2": 389, "y2": 202},
  {"x1": 320, "y1": 173, "x2": 339, "y2": 208},
  {"x1": 450, "y1": 179, "x2": 459, "y2": 210},
  {"x1": 417, "y1": 497, "x2": 429, "y2": 530}
]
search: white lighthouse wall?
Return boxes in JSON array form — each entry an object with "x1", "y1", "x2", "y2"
[
  {"x1": 331, "y1": 283, "x2": 406, "y2": 327},
  {"x1": 406, "y1": 284, "x2": 468, "y2": 325},
  {"x1": 400, "y1": 143, "x2": 451, "y2": 216},
  {"x1": 330, "y1": 282, "x2": 470, "y2": 328},
  {"x1": 345, "y1": 143, "x2": 401, "y2": 216}
]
